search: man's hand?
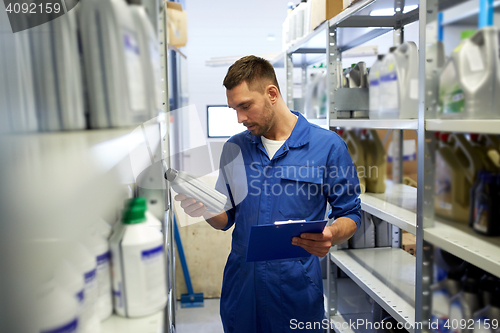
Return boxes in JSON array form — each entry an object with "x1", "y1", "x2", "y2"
[
  {"x1": 291, "y1": 217, "x2": 358, "y2": 257},
  {"x1": 174, "y1": 194, "x2": 229, "y2": 230},
  {"x1": 174, "y1": 194, "x2": 207, "y2": 217},
  {"x1": 292, "y1": 226, "x2": 334, "y2": 257}
]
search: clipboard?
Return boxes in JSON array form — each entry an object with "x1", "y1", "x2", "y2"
[{"x1": 245, "y1": 220, "x2": 328, "y2": 262}]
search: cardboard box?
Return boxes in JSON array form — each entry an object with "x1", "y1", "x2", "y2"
[
  {"x1": 311, "y1": 0, "x2": 346, "y2": 30},
  {"x1": 165, "y1": 1, "x2": 187, "y2": 47},
  {"x1": 402, "y1": 232, "x2": 416, "y2": 256}
]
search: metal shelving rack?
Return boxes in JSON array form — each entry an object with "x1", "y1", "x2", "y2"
[{"x1": 282, "y1": 1, "x2": 500, "y2": 332}]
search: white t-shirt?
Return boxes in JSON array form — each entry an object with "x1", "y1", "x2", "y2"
[
  {"x1": 261, "y1": 136, "x2": 286, "y2": 160},
  {"x1": 261, "y1": 115, "x2": 298, "y2": 160}
]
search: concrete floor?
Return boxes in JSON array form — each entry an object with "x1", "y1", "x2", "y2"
[{"x1": 175, "y1": 298, "x2": 224, "y2": 333}]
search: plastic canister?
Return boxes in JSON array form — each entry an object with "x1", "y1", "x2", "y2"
[
  {"x1": 473, "y1": 285, "x2": 500, "y2": 333},
  {"x1": 78, "y1": 0, "x2": 150, "y2": 128},
  {"x1": 65, "y1": 242, "x2": 100, "y2": 333},
  {"x1": 449, "y1": 267, "x2": 483, "y2": 333},
  {"x1": 379, "y1": 42, "x2": 419, "y2": 119},
  {"x1": 109, "y1": 203, "x2": 167, "y2": 317},
  {"x1": 362, "y1": 129, "x2": 387, "y2": 193},
  {"x1": 368, "y1": 55, "x2": 385, "y2": 119},
  {"x1": 477, "y1": 134, "x2": 500, "y2": 168},
  {"x1": 350, "y1": 211, "x2": 375, "y2": 249},
  {"x1": 431, "y1": 270, "x2": 462, "y2": 333},
  {"x1": 372, "y1": 215, "x2": 392, "y2": 247},
  {"x1": 53, "y1": 260, "x2": 85, "y2": 321},
  {"x1": 435, "y1": 133, "x2": 482, "y2": 223},
  {"x1": 439, "y1": 28, "x2": 500, "y2": 119},
  {"x1": 469, "y1": 134, "x2": 500, "y2": 172},
  {"x1": 344, "y1": 130, "x2": 366, "y2": 194},
  {"x1": 0, "y1": 8, "x2": 38, "y2": 134},
  {"x1": 304, "y1": 71, "x2": 327, "y2": 119},
  {"x1": 130, "y1": 5, "x2": 162, "y2": 119},
  {"x1": 82, "y1": 225, "x2": 113, "y2": 321},
  {"x1": 472, "y1": 171, "x2": 499, "y2": 236},
  {"x1": 35, "y1": 279, "x2": 79, "y2": 333},
  {"x1": 478, "y1": 274, "x2": 499, "y2": 306}
]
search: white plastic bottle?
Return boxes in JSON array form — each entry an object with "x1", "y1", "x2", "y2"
[
  {"x1": 449, "y1": 268, "x2": 482, "y2": 333},
  {"x1": 82, "y1": 226, "x2": 113, "y2": 321},
  {"x1": 438, "y1": 28, "x2": 500, "y2": 119},
  {"x1": 110, "y1": 202, "x2": 167, "y2": 317},
  {"x1": 379, "y1": 42, "x2": 419, "y2": 119},
  {"x1": 66, "y1": 243, "x2": 100, "y2": 333},
  {"x1": 54, "y1": 260, "x2": 85, "y2": 320},
  {"x1": 430, "y1": 270, "x2": 462, "y2": 333},
  {"x1": 78, "y1": 0, "x2": 149, "y2": 128},
  {"x1": 35, "y1": 279, "x2": 79, "y2": 333},
  {"x1": 369, "y1": 55, "x2": 385, "y2": 119},
  {"x1": 130, "y1": 5, "x2": 162, "y2": 119}
]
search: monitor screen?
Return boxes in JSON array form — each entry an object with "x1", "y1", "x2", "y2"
[{"x1": 207, "y1": 105, "x2": 246, "y2": 138}]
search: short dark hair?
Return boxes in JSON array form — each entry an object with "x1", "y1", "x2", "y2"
[{"x1": 223, "y1": 55, "x2": 280, "y2": 93}]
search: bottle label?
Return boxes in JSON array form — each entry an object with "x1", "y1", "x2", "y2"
[
  {"x1": 123, "y1": 32, "x2": 146, "y2": 112},
  {"x1": 97, "y1": 251, "x2": 112, "y2": 298},
  {"x1": 439, "y1": 62, "x2": 465, "y2": 115},
  {"x1": 141, "y1": 245, "x2": 166, "y2": 300},
  {"x1": 473, "y1": 192, "x2": 490, "y2": 233},
  {"x1": 40, "y1": 318, "x2": 78, "y2": 333},
  {"x1": 380, "y1": 71, "x2": 399, "y2": 110}
]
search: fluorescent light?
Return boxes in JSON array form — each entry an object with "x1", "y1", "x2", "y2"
[
  {"x1": 370, "y1": 5, "x2": 418, "y2": 16},
  {"x1": 403, "y1": 5, "x2": 418, "y2": 13},
  {"x1": 370, "y1": 8, "x2": 395, "y2": 16}
]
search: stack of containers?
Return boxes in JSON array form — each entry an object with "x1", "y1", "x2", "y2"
[
  {"x1": 377, "y1": 42, "x2": 419, "y2": 119},
  {"x1": 130, "y1": 5, "x2": 163, "y2": 120},
  {"x1": 29, "y1": 10, "x2": 86, "y2": 132},
  {"x1": 78, "y1": 0, "x2": 150, "y2": 128},
  {"x1": 0, "y1": 8, "x2": 38, "y2": 134},
  {"x1": 438, "y1": 32, "x2": 500, "y2": 119}
]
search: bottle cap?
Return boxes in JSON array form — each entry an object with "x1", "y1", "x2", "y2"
[
  {"x1": 460, "y1": 30, "x2": 476, "y2": 40},
  {"x1": 122, "y1": 205, "x2": 146, "y2": 224},
  {"x1": 469, "y1": 133, "x2": 479, "y2": 142},
  {"x1": 440, "y1": 133, "x2": 450, "y2": 142},
  {"x1": 125, "y1": 197, "x2": 147, "y2": 210}
]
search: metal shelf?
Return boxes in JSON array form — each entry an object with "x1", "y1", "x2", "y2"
[
  {"x1": 424, "y1": 218, "x2": 500, "y2": 278},
  {"x1": 426, "y1": 119, "x2": 500, "y2": 134},
  {"x1": 331, "y1": 119, "x2": 418, "y2": 130},
  {"x1": 330, "y1": 248, "x2": 416, "y2": 332},
  {"x1": 441, "y1": 0, "x2": 500, "y2": 26},
  {"x1": 287, "y1": 21, "x2": 329, "y2": 54},
  {"x1": 360, "y1": 181, "x2": 417, "y2": 235},
  {"x1": 331, "y1": 312, "x2": 373, "y2": 333},
  {"x1": 101, "y1": 310, "x2": 164, "y2": 333}
]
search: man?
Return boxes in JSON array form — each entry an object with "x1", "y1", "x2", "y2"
[{"x1": 176, "y1": 55, "x2": 361, "y2": 332}]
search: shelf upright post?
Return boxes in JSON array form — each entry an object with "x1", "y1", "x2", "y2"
[
  {"x1": 392, "y1": 0, "x2": 405, "y2": 186},
  {"x1": 327, "y1": 22, "x2": 341, "y2": 123},
  {"x1": 285, "y1": 52, "x2": 294, "y2": 110},
  {"x1": 161, "y1": 4, "x2": 175, "y2": 332},
  {"x1": 416, "y1": 1, "x2": 438, "y2": 332},
  {"x1": 391, "y1": 0, "x2": 405, "y2": 249}
]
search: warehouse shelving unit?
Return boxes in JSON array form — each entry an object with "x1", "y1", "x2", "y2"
[
  {"x1": 0, "y1": 0, "x2": 174, "y2": 332},
  {"x1": 282, "y1": 0, "x2": 500, "y2": 332}
]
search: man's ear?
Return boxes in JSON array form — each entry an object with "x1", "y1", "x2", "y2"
[{"x1": 266, "y1": 85, "x2": 279, "y2": 105}]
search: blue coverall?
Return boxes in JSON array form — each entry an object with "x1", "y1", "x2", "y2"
[{"x1": 215, "y1": 111, "x2": 362, "y2": 333}]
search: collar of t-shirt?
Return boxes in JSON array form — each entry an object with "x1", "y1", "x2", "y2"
[{"x1": 260, "y1": 115, "x2": 298, "y2": 160}]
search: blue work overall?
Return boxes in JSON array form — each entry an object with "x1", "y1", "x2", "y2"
[{"x1": 215, "y1": 111, "x2": 361, "y2": 333}]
